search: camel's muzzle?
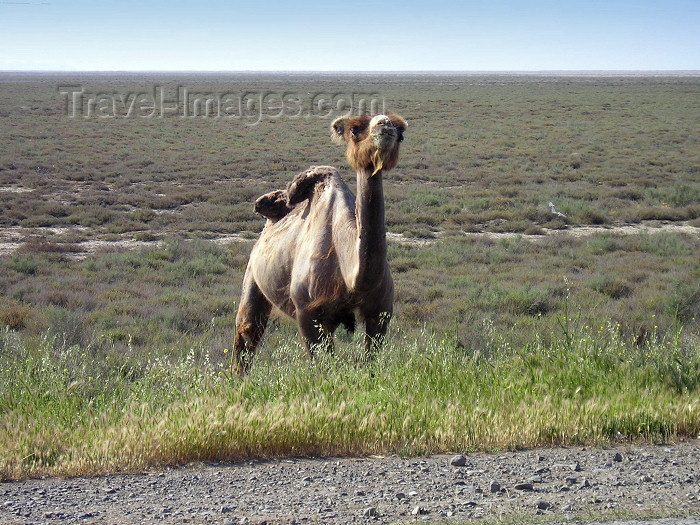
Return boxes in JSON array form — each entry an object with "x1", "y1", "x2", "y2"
[{"x1": 371, "y1": 122, "x2": 398, "y2": 150}]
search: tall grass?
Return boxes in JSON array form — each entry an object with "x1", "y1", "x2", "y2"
[{"x1": 2, "y1": 316, "x2": 699, "y2": 481}]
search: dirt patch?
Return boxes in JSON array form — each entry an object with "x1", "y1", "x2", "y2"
[
  {"x1": 472, "y1": 222, "x2": 700, "y2": 241},
  {"x1": 386, "y1": 232, "x2": 436, "y2": 246},
  {"x1": 391, "y1": 222, "x2": 700, "y2": 247},
  {"x1": 0, "y1": 186, "x2": 34, "y2": 194}
]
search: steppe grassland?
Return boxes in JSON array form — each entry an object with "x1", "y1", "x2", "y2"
[{"x1": 0, "y1": 73, "x2": 699, "y2": 479}]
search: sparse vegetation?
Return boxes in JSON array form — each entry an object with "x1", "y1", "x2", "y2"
[{"x1": 0, "y1": 73, "x2": 699, "y2": 479}]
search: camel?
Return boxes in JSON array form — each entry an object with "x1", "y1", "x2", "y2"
[{"x1": 233, "y1": 113, "x2": 406, "y2": 375}]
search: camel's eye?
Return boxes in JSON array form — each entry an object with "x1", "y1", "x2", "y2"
[
  {"x1": 351, "y1": 126, "x2": 360, "y2": 138},
  {"x1": 397, "y1": 129, "x2": 404, "y2": 142}
]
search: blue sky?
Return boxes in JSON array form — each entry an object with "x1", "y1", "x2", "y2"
[{"x1": 1, "y1": 0, "x2": 698, "y2": 71}]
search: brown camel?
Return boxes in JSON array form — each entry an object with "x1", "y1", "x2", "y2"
[{"x1": 233, "y1": 113, "x2": 406, "y2": 374}]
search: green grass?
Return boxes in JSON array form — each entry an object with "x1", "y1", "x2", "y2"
[{"x1": 1, "y1": 315, "x2": 699, "y2": 481}]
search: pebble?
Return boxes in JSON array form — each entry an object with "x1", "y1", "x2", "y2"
[
  {"x1": 514, "y1": 482, "x2": 534, "y2": 491},
  {"x1": 362, "y1": 507, "x2": 378, "y2": 517},
  {"x1": 450, "y1": 455, "x2": 467, "y2": 467},
  {"x1": 489, "y1": 481, "x2": 501, "y2": 493},
  {"x1": 613, "y1": 452, "x2": 623, "y2": 462},
  {"x1": 411, "y1": 506, "x2": 428, "y2": 515},
  {"x1": 537, "y1": 500, "x2": 552, "y2": 510}
]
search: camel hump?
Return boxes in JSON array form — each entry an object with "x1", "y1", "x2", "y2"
[
  {"x1": 286, "y1": 165, "x2": 338, "y2": 206},
  {"x1": 254, "y1": 189, "x2": 291, "y2": 222}
]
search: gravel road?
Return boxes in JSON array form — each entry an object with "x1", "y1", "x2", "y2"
[{"x1": 2, "y1": 441, "x2": 699, "y2": 525}]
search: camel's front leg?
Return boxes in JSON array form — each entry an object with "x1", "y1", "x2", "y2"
[
  {"x1": 233, "y1": 273, "x2": 272, "y2": 376},
  {"x1": 361, "y1": 278, "x2": 393, "y2": 361},
  {"x1": 363, "y1": 310, "x2": 391, "y2": 361}
]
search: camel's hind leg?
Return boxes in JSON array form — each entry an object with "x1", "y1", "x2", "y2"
[
  {"x1": 296, "y1": 310, "x2": 334, "y2": 359},
  {"x1": 234, "y1": 273, "x2": 272, "y2": 376}
]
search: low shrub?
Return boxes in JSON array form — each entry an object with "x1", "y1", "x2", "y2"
[{"x1": 0, "y1": 305, "x2": 34, "y2": 330}]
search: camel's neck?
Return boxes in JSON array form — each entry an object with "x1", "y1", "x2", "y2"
[{"x1": 353, "y1": 167, "x2": 387, "y2": 291}]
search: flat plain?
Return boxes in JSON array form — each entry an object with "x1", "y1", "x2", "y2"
[{"x1": 0, "y1": 73, "x2": 699, "y2": 488}]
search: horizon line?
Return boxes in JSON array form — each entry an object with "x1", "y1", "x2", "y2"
[{"x1": 1, "y1": 69, "x2": 699, "y2": 76}]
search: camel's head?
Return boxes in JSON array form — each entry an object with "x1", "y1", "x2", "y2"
[{"x1": 331, "y1": 113, "x2": 406, "y2": 175}]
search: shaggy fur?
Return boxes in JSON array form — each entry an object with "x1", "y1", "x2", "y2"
[
  {"x1": 286, "y1": 165, "x2": 335, "y2": 206},
  {"x1": 254, "y1": 190, "x2": 291, "y2": 222},
  {"x1": 254, "y1": 168, "x2": 333, "y2": 223}
]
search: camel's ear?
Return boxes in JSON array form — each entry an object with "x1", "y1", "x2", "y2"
[
  {"x1": 388, "y1": 113, "x2": 407, "y2": 142},
  {"x1": 331, "y1": 116, "x2": 349, "y2": 145}
]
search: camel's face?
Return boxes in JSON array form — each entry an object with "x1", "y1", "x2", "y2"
[
  {"x1": 332, "y1": 113, "x2": 406, "y2": 174},
  {"x1": 369, "y1": 114, "x2": 399, "y2": 151}
]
